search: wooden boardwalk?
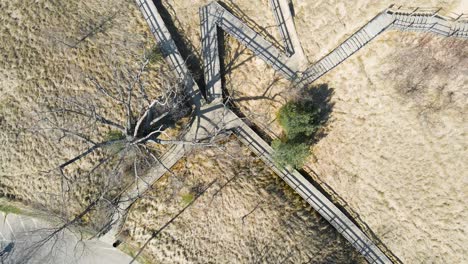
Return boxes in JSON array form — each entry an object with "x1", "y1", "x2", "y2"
[
  {"x1": 232, "y1": 122, "x2": 389, "y2": 263},
  {"x1": 102, "y1": 0, "x2": 468, "y2": 262},
  {"x1": 200, "y1": 1, "x2": 299, "y2": 102},
  {"x1": 135, "y1": 0, "x2": 203, "y2": 107},
  {"x1": 298, "y1": 6, "x2": 468, "y2": 86}
]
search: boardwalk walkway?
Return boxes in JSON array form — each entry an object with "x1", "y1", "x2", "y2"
[
  {"x1": 200, "y1": 1, "x2": 301, "y2": 102},
  {"x1": 232, "y1": 121, "x2": 389, "y2": 263},
  {"x1": 268, "y1": 0, "x2": 306, "y2": 68},
  {"x1": 102, "y1": 0, "x2": 467, "y2": 263},
  {"x1": 135, "y1": 0, "x2": 203, "y2": 107},
  {"x1": 269, "y1": 0, "x2": 295, "y2": 56},
  {"x1": 101, "y1": 0, "x2": 238, "y2": 243},
  {"x1": 298, "y1": 6, "x2": 468, "y2": 86}
]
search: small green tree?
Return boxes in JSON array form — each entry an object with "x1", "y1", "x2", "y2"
[
  {"x1": 277, "y1": 100, "x2": 321, "y2": 138},
  {"x1": 273, "y1": 100, "x2": 323, "y2": 168},
  {"x1": 272, "y1": 140, "x2": 310, "y2": 168}
]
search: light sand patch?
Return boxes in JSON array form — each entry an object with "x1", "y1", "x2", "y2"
[{"x1": 307, "y1": 31, "x2": 467, "y2": 263}]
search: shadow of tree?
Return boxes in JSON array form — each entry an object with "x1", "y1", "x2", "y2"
[
  {"x1": 230, "y1": 75, "x2": 287, "y2": 104},
  {"x1": 297, "y1": 83, "x2": 334, "y2": 143}
]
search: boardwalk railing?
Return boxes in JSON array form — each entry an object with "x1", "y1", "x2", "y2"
[
  {"x1": 201, "y1": 1, "x2": 298, "y2": 102},
  {"x1": 387, "y1": 8, "x2": 468, "y2": 38},
  {"x1": 112, "y1": 1, "x2": 468, "y2": 262},
  {"x1": 297, "y1": 12, "x2": 394, "y2": 86},
  {"x1": 388, "y1": 5, "x2": 468, "y2": 22},
  {"x1": 232, "y1": 122, "x2": 392, "y2": 264},
  {"x1": 297, "y1": 6, "x2": 467, "y2": 87},
  {"x1": 269, "y1": 0, "x2": 295, "y2": 56},
  {"x1": 135, "y1": 0, "x2": 202, "y2": 105}
]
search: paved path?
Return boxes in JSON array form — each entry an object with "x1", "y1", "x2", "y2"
[
  {"x1": 0, "y1": 212, "x2": 135, "y2": 264},
  {"x1": 101, "y1": 1, "x2": 467, "y2": 263}
]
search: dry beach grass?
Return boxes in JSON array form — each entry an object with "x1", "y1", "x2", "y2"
[
  {"x1": 0, "y1": 0, "x2": 366, "y2": 262},
  {"x1": 123, "y1": 139, "x2": 365, "y2": 263},
  {"x1": 307, "y1": 31, "x2": 468, "y2": 263},
  {"x1": 160, "y1": 0, "x2": 467, "y2": 262},
  {"x1": 0, "y1": 0, "x2": 166, "y2": 213},
  {"x1": 0, "y1": 0, "x2": 466, "y2": 263}
]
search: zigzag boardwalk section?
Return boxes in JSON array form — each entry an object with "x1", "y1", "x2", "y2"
[
  {"x1": 200, "y1": 2, "x2": 298, "y2": 102},
  {"x1": 387, "y1": 6, "x2": 468, "y2": 37}
]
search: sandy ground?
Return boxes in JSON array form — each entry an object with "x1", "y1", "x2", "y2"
[
  {"x1": 0, "y1": 0, "x2": 165, "y2": 213},
  {"x1": 307, "y1": 32, "x2": 468, "y2": 263},
  {"x1": 123, "y1": 139, "x2": 365, "y2": 263},
  {"x1": 161, "y1": 0, "x2": 467, "y2": 263},
  {"x1": 292, "y1": 0, "x2": 465, "y2": 62}
]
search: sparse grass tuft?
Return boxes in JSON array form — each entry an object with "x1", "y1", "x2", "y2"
[
  {"x1": 0, "y1": 204, "x2": 22, "y2": 215},
  {"x1": 181, "y1": 193, "x2": 194, "y2": 205},
  {"x1": 120, "y1": 243, "x2": 154, "y2": 264},
  {"x1": 147, "y1": 45, "x2": 163, "y2": 64},
  {"x1": 105, "y1": 130, "x2": 125, "y2": 141}
]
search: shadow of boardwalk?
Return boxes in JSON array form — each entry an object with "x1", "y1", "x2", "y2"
[
  {"x1": 219, "y1": 1, "x2": 284, "y2": 51},
  {"x1": 300, "y1": 165, "x2": 404, "y2": 264},
  {"x1": 152, "y1": 0, "x2": 206, "y2": 91}
]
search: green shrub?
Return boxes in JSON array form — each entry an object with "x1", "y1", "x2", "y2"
[
  {"x1": 147, "y1": 45, "x2": 163, "y2": 64},
  {"x1": 105, "y1": 130, "x2": 125, "y2": 141},
  {"x1": 273, "y1": 100, "x2": 323, "y2": 168},
  {"x1": 277, "y1": 101, "x2": 321, "y2": 139},
  {"x1": 272, "y1": 140, "x2": 310, "y2": 168},
  {"x1": 181, "y1": 193, "x2": 194, "y2": 205}
]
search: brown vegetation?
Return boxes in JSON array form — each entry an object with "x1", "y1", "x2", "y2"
[
  {"x1": 0, "y1": 0, "x2": 166, "y2": 215},
  {"x1": 123, "y1": 139, "x2": 365, "y2": 263}
]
